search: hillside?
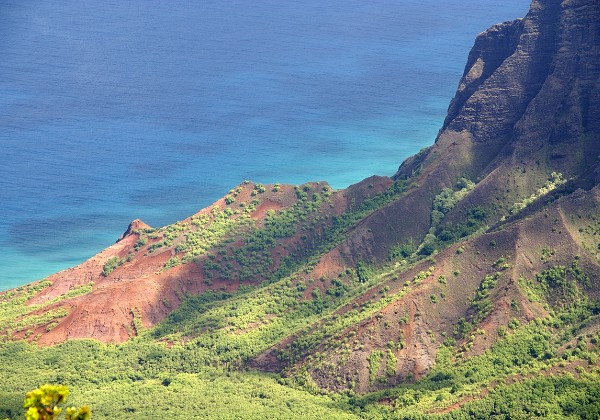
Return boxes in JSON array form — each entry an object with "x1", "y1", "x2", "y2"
[{"x1": 2, "y1": 0, "x2": 600, "y2": 417}]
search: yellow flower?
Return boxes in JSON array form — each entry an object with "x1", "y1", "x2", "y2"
[{"x1": 25, "y1": 407, "x2": 40, "y2": 420}]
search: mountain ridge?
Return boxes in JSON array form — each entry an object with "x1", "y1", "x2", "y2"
[{"x1": 2, "y1": 0, "x2": 600, "y2": 414}]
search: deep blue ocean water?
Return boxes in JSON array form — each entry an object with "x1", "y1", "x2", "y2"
[{"x1": 0, "y1": 0, "x2": 529, "y2": 290}]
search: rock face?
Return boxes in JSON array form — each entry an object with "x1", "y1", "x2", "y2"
[
  {"x1": 443, "y1": 18, "x2": 525, "y2": 132},
  {"x1": 399, "y1": 0, "x2": 600, "y2": 183},
  {"x1": 117, "y1": 219, "x2": 152, "y2": 242}
]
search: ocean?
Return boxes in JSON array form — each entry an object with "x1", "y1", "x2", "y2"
[{"x1": 0, "y1": 0, "x2": 529, "y2": 290}]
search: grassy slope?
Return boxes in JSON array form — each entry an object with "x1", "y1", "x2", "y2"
[
  {"x1": 2, "y1": 176, "x2": 600, "y2": 418},
  {"x1": 0, "y1": 340, "x2": 356, "y2": 419}
]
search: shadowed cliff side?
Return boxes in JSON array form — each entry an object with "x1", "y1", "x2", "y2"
[
  {"x1": 249, "y1": 0, "x2": 600, "y2": 391},
  {"x1": 333, "y1": 0, "x2": 600, "y2": 266}
]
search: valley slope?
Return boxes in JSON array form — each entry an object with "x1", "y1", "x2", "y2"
[{"x1": 2, "y1": 0, "x2": 600, "y2": 417}]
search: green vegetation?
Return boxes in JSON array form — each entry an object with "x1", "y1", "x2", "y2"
[
  {"x1": 468, "y1": 273, "x2": 499, "y2": 325},
  {"x1": 457, "y1": 374, "x2": 600, "y2": 418},
  {"x1": 101, "y1": 257, "x2": 119, "y2": 277},
  {"x1": 415, "y1": 178, "x2": 488, "y2": 257},
  {"x1": 163, "y1": 256, "x2": 181, "y2": 270},
  {"x1": 198, "y1": 178, "x2": 414, "y2": 285},
  {"x1": 345, "y1": 284, "x2": 600, "y2": 417},
  {"x1": 1, "y1": 2, "x2": 597, "y2": 409},
  {"x1": 0, "y1": 282, "x2": 93, "y2": 339},
  {"x1": 1, "y1": 166, "x2": 600, "y2": 419},
  {"x1": 436, "y1": 206, "x2": 487, "y2": 244},
  {"x1": 389, "y1": 242, "x2": 415, "y2": 260},
  {"x1": 511, "y1": 172, "x2": 566, "y2": 214},
  {"x1": 385, "y1": 349, "x2": 397, "y2": 377},
  {"x1": 134, "y1": 236, "x2": 147, "y2": 251},
  {"x1": 367, "y1": 351, "x2": 383, "y2": 384},
  {"x1": 356, "y1": 261, "x2": 370, "y2": 283},
  {"x1": 430, "y1": 179, "x2": 475, "y2": 229},
  {"x1": 2, "y1": 244, "x2": 600, "y2": 419},
  {"x1": 535, "y1": 259, "x2": 590, "y2": 306},
  {"x1": 101, "y1": 254, "x2": 134, "y2": 276},
  {"x1": 0, "y1": 341, "x2": 356, "y2": 419}
]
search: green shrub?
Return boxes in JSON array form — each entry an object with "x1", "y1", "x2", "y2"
[
  {"x1": 418, "y1": 242, "x2": 435, "y2": 256},
  {"x1": 134, "y1": 237, "x2": 147, "y2": 251},
  {"x1": 368, "y1": 351, "x2": 383, "y2": 384},
  {"x1": 101, "y1": 257, "x2": 119, "y2": 277},
  {"x1": 164, "y1": 257, "x2": 181, "y2": 270},
  {"x1": 389, "y1": 242, "x2": 415, "y2": 259},
  {"x1": 356, "y1": 261, "x2": 370, "y2": 283}
]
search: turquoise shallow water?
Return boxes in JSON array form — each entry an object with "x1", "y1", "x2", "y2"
[{"x1": 0, "y1": 0, "x2": 529, "y2": 290}]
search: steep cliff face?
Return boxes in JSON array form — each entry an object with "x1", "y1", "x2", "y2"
[
  {"x1": 443, "y1": 18, "x2": 525, "y2": 130},
  {"x1": 302, "y1": 0, "x2": 600, "y2": 273},
  {"x1": 399, "y1": 0, "x2": 600, "y2": 183}
]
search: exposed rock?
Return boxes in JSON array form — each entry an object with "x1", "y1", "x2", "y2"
[{"x1": 117, "y1": 219, "x2": 152, "y2": 242}]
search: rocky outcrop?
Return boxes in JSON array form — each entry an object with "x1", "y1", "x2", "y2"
[
  {"x1": 443, "y1": 18, "x2": 524, "y2": 131},
  {"x1": 117, "y1": 219, "x2": 152, "y2": 242}
]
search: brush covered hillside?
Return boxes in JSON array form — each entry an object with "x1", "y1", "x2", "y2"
[{"x1": 2, "y1": 0, "x2": 600, "y2": 417}]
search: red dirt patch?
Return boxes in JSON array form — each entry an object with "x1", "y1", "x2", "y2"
[{"x1": 252, "y1": 199, "x2": 284, "y2": 220}]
